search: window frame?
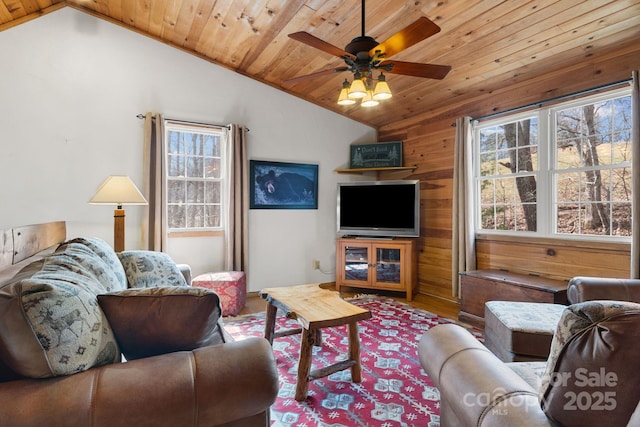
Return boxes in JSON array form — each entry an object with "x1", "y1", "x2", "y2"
[
  {"x1": 164, "y1": 120, "x2": 227, "y2": 234},
  {"x1": 473, "y1": 87, "x2": 632, "y2": 242}
]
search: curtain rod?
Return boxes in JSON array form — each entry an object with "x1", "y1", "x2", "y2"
[
  {"x1": 136, "y1": 114, "x2": 250, "y2": 132},
  {"x1": 473, "y1": 78, "x2": 632, "y2": 122}
]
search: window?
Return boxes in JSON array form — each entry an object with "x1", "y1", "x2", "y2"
[
  {"x1": 475, "y1": 88, "x2": 632, "y2": 239},
  {"x1": 165, "y1": 121, "x2": 226, "y2": 232}
]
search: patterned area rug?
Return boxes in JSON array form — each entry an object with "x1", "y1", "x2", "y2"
[{"x1": 224, "y1": 295, "x2": 483, "y2": 427}]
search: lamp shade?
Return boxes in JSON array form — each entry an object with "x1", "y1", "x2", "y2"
[
  {"x1": 337, "y1": 79, "x2": 357, "y2": 105},
  {"x1": 361, "y1": 90, "x2": 379, "y2": 107},
  {"x1": 347, "y1": 78, "x2": 367, "y2": 99},
  {"x1": 373, "y1": 74, "x2": 392, "y2": 100},
  {"x1": 89, "y1": 176, "x2": 148, "y2": 207}
]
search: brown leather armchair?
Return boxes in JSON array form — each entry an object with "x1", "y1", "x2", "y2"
[{"x1": 419, "y1": 300, "x2": 640, "y2": 427}]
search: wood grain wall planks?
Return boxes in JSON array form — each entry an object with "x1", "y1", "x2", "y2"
[{"x1": 379, "y1": 42, "x2": 636, "y2": 303}]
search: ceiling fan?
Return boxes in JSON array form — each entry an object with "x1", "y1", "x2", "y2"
[{"x1": 285, "y1": 0, "x2": 452, "y2": 98}]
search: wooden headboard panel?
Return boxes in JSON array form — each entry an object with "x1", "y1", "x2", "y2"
[{"x1": 0, "y1": 221, "x2": 66, "y2": 271}]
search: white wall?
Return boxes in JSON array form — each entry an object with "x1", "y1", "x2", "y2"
[{"x1": 0, "y1": 8, "x2": 375, "y2": 292}]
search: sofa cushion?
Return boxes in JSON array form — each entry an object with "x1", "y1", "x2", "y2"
[
  {"x1": 97, "y1": 286, "x2": 225, "y2": 360},
  {"x1": 539, "y1": 300, "x2": 640, "y2": 426},
  {"x1": 117, "y1": 251, "x2": 187, "y2": 288},
  {"x1": 0, "y1": 258, "x2": 120, "y2": 379},
  {"x1": 55, "y1": 237, "x2": 127, "y2": 292}
]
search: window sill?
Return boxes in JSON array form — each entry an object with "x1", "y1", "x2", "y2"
[
  {"x1": 168, "y1": 230, "x2": 224, "y2": 238},
  {"x1": 475, "y1": 233, "x2": 630, "y2": 251}
]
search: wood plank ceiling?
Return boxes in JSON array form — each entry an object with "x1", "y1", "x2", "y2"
[{"x1": 2, "y1": 0, "x2": 640, "y2": 130}]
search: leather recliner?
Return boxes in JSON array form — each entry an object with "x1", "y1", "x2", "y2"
[{"x1": 419, "y1": 296, "x2": 640, "y2": 426}]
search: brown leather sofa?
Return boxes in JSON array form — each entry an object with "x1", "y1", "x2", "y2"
[
  {"x1": 419, "y1": 297, "x2": 640, "y2": 426},
  {"x1": 0, "y1": 222, "x2": 279, "y2": 426}
]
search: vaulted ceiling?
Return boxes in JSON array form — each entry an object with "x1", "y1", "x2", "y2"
[{"x1": 2, "y1": 0, "x2": 640, "y2": 129}]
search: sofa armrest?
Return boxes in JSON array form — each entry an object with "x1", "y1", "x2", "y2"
[
  {"x1": 419, "y1": 324, "x2": 551, "y2": 427},
  {"x1": 0, "y1": 338, "x2": 278, "y2": 427},
  {"x1": 567, "y1": 276, "x2": 640, "y2": 304},
  {"x1": 176, "y1": 263, "x2": 192, "y2": 285}
]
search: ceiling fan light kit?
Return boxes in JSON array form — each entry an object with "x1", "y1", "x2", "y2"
[
  {"x1": 360, "y1": 90, "x2": 379, "y2": 108},
  {"x1": 337, "y1": 79, "x2": 357, "y2": 105},
  {"x1": 286, "y1": 0, "x2": 451, "y2": 109},
  {"x1": 347, "y1": 76, "x2": 367, "y2": 99},
  {"x1": 372, "y1": 73, "x2": 392, "y2": 100}
]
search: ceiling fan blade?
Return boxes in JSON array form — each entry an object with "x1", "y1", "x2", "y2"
[
  {"x1": 283, "y1": 67, "x2": 349, "y2": 85},
  {"x1": 370, "y1": 17, "x2": 441, "y2": 59},
  {"x1": 289, "y1": 32, "x2": 355, "y2": 59},
  {"x1": 382, "y1": 60, "x2": 451, "y2": 80}
]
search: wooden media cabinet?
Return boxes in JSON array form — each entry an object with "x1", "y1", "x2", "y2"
[{"x1": 335, "y1": 237, "x2": 417, "y2": 301}]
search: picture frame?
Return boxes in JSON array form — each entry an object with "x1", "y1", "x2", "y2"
[
  {"x1": 249, "y1": 160, "x2": 319, "y2": 209},
  {"x1": 349, "y1": 141, "x2": 403, "y2": 168}
]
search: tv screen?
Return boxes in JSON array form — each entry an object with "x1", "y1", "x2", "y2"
[{"x1": 337, "y1": 180, "x2": 420, "y2": 237}]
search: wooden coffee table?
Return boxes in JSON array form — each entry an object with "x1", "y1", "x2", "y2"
[{"x1": 259, "y1": 284, "x2": 372, "y2": 401}]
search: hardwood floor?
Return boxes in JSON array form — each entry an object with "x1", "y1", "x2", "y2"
[{"x1": 237, "y1": 284, "x2": 461, "y2": 321}]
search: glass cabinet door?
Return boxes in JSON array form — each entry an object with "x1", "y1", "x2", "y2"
[
  {"x1": 375, "y1": 247, "x2": 402, "y2": 284},
  {"x1": 344, "y1": 246, "x2": 369, "y2": 282}
]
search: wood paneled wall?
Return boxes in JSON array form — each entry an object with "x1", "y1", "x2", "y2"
[
  {"x1": 475, "y1": 235, "x2": 630, "y2": 282},
  {"x1": 378, "y1": 44, "x2": 640, "y2": 304}
]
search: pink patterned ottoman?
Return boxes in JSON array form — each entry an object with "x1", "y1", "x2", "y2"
[{"x1": 192, "y1": 271, "x2": 246, "y2": 316}]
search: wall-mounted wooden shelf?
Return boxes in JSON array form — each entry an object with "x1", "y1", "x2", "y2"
[{"x1": 334, "y1": 166, "x2": 417, "y2": 174}]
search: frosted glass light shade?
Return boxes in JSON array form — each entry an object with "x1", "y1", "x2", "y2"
[
  {"x1": 361, "y1": 91, "x2": 379, "y2": 107},
  {"x1": 337, "y1": 87, "x2": 356, "y2": 105},
  {"x1": 89, "y1": 176, "x2": 147, "y2": 208},
  {"x1": 347, "y1": 78, "x2": 367, "y2": 99},
  {"x1": 373, "y1": 79, "x2": 392, "y2": 100}
]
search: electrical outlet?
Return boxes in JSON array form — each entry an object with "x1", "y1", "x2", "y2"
[{"x1": 312, "y1": 259, "x2": 320, "y2": 270}]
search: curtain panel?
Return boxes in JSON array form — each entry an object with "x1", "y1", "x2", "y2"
[
  {"x1": 451, "y1": 116, "x2": 477, "y2": 297},
  {"x1": 224, "y1": 124, "x2": 249, "y2": 272},
  {"x1": 631, "y1": 71, "x2": 640, "y2": 278},
  {"x1": 143, "y1": 112, "x2": 166, "y2": 252}
]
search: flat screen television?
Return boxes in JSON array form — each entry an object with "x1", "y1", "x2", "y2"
[{"x1": 337, "y1": 180, "x2": 420, "y2": 238}]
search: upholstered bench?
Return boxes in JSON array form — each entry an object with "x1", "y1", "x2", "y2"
[
  {"x1": 484, "y1": 301, "x2": 565, "y2": 362},
  {"x1": 193, "y1": 271, "x2": 246, "y2": 316}
]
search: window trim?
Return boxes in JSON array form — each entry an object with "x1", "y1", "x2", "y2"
[
  {"x1": 164, "y1": 120, "x2": 227, "y2": 233},
  {"x1": 474, "y1": 87, "x2": 632, "y2": 242}
]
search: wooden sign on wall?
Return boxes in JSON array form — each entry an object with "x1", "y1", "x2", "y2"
[{"x1": 349, "y1": 141, "x2": 403, "y2": 168}]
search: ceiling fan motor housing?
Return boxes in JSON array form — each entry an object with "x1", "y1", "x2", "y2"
[
  {"x1": 345, "y1": 36, "x2": 381, "y2": 73},
  {"x1": 345, "y1": 36, "x2": 378, "y2": 57}
]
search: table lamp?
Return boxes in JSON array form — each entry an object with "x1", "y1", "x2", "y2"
[{"x1": 89, "y1": 175, "x2": 148, "y2": 252}]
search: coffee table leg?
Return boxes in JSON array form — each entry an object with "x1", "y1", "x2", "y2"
[
  {"x1": 264, "y1": 302, "x2": 277, "y2": 345},
  {"x1": 348, "y1": 322, "x2": 362, "y2": 383},
  {"x1": 314, "y1": 329, "x2": 322, "y2": 346},
  {"x1": 295, "y1": 327, "x2": 315, "y2": 401}
]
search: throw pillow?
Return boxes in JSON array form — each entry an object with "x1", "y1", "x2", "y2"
[
  {"x1": 117, "y1": 251, "x2": 187, "y2": 288},
  {"x1": 539, "y1": 300, "x2": 640, "y2": 427},
  {"x1": 0, "y1": 259, "x2": 120, "y2": 379},
  {"x1": 97, "y1": 286, "x2": 226, "y2": 360},
  {"x1": 55, "y1": 237, "x2": 127, "y2": 292}
]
